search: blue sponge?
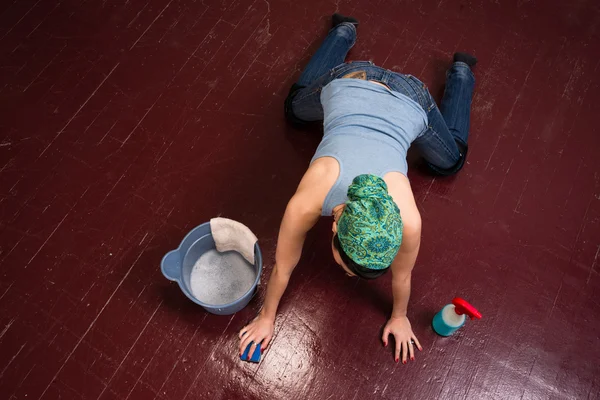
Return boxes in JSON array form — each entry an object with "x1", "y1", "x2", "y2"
[{"x1": 240, "y1": 342, "x2": 261, "y2": 363}]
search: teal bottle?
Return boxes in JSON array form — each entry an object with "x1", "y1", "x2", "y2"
[{"x1": 432, "y1": 298, "x2": 482, "y2": 336}]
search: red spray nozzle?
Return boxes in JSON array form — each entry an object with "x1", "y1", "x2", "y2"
[{"x1": 452, "y1": 297, "x2": 482, "y2": 320}]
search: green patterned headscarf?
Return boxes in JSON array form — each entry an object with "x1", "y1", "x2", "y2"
[{"x1": 337, "y1": 175, "x2": 403, "y2": 269}]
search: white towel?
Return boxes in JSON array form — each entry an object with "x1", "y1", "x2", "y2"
[{"x1": 210, "y1": 217, "x2": 258, "y2": 264}]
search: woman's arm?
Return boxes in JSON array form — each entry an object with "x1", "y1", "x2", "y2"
[
  {"x1": 381, "y1": 217, "x2": 423, "y2": 364},
  {"x1": 259, "y1": 195, "x2": 321, "y2": 320},
  {"x1": 238, "y1": 193, "x2": 320, "y2": 356},
  {"x1": 239, "y1": 161, "x2": 334, "y2": 358},
  {"x1": 390, "y1": 219, "x2": 421, "y2": 318},
  {"x1": 382, "y1": 173, "x2": 423, "y2": 363}
]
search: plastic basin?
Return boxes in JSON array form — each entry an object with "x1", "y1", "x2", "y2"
[{"x1": 161, "y1": 222, "x2": 262, "y2": 315}]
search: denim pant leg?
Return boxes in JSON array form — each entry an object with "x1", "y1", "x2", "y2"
[
  {"x1": 412, "y1": 62, "x2": 476, "y2": 175},
  {"x1": 284, "y1": 23, "x2": 357, "y2": 123}
]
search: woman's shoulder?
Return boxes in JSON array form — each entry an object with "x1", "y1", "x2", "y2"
[
  {"x1": 383, "y1": 172, "x2": 421, "y2": 229},
  {"x1": 294, "y1": 157, "x2": 340, "y2": 214}
]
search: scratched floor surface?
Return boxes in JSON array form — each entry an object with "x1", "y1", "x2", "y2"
[{"x1": 1, "y1": 0, "x2": 600, "y2": 399}]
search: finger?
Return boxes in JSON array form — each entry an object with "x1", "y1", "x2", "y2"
[
  {"x1": 247, "y1": 340, "x2": 259, "y2": 360},
  {"x1": 381, "y1": 327, "x2": 390, "y2": 347},
  {"x1": 239, "y1": 332, "x2": 254, "y2": 355},
  {"x1": 408, "y1": 340, "x2": 415, "y2": 361},
  {"x1": 262, "y1": 335, "x2": 273, "y2": 351},
  {"x1": 239, "y1": 327, "x2": 249, "y2": 339},
  {"x1": 412, "y1": 336, "x2": 423, "y2": 351},
  {"x1": 394, "y1": 336, "x2": 401, "y2": 363},
  {"x1": 401, "y1": 341, "x2": 408, "y2": 364}
]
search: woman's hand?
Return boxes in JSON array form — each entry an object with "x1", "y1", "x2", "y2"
[
  {"x1": 382, "y1": 316, "x2": 422, "y2": 363},
  {"x1": 238, "y1": 313, "x2": 275, "y2": 359}
]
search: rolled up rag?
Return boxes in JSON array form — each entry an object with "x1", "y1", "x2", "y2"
[{"x1": 210, "y1": 218, "x2": 258, "y2": 264}]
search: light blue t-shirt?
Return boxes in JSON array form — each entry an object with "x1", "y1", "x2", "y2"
[{"x1": 311, "y1": 78, "x2": 428, "y2": 216}]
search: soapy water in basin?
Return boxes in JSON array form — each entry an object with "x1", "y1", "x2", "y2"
[{"x1": 190, "y1": 249, "x2": 256, "y2": 306}]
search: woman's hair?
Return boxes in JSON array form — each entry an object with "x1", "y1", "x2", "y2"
[{"x1": 333, "y1": 234, "x2": 390, "y2": 279}]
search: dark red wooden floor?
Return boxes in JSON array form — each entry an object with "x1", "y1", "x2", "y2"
[{"x1": 1, "y1": 0, "x2": 600, "y2": 399}]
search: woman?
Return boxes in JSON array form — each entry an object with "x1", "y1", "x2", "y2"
[{"x1": 239, "y1": 14, "x2": 476, "y2": 364}]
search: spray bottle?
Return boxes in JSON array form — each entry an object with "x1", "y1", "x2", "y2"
[{"x1": 432, "y1": 297, "x2": 482, "y2": 336}]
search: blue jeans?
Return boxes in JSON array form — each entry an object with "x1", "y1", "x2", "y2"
[{"x1": 285, "y1": 23, "x2": 476, "y2": 175}]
